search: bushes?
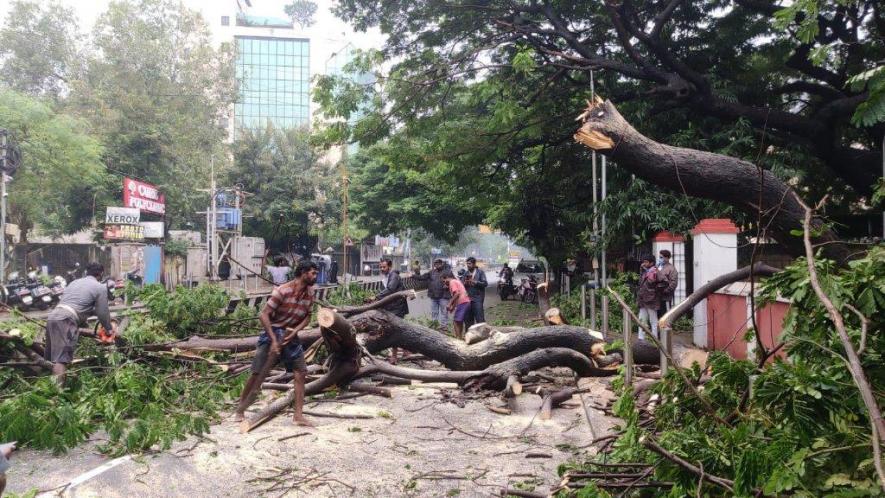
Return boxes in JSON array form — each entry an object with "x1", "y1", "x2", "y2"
[
  {"x1": 134, "y1": 283, "x2": 258, "y2": 338},
  {"x1": 563, "y1": 248, "x2": 885, "y2": 497}
]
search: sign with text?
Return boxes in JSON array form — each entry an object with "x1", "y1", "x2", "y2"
[
  {"x1": 104, "y1": 224, "x2": 145, "y2": 241},
  {"x1": 123, "y1": 178, "x2": 166, "y2": 214},
  {"x1": 140, "y1": 221, "x2": 164, "y2": 238},
  {"x1": 105, "y1": 207, "x2": 140, "y2": 225}
]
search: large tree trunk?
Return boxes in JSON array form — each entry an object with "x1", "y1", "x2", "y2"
[
  {"x1": 574, "y1": 99, "x2": 846, "y2": 259},
  {"x1": 349, "y1": 310, "x2": 659, "y2": 368},
  {"x1": 139, "y1": 329, "x2": 322, "y2": 353}
]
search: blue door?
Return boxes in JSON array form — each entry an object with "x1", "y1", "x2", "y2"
[{"x1": 144, "y1": 245, "x2": 162, "y2": 284}]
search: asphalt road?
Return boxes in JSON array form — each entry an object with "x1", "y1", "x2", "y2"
[{"x1": 405, "y1": 271, "x2": 502, "y2": 323}]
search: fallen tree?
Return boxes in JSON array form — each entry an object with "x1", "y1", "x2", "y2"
[
  {"x1": 574, "y1": 98, "x2": 846, "y2": 259},
  {"x1": 348, "y1": 309, "x2": 659, "y2": 369}
]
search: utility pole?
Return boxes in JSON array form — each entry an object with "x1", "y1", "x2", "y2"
[
  {"x1": 341, "y1": 150, "x2": 350, "y2": 289},
  {"x1": 0, "y1": 130, "x2": 9, "y2": 283}
]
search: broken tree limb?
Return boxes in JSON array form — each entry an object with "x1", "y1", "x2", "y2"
[
  {"x1": 324, "y1": 290, "x2": 417, "y2": 317},
  {"x1": 350, "y1": 310, "x2": 658, "y2": 370},
  {"x1": 574, "y1": 99, "x2": 845, "y2": 259},
  {"x1": 658, "y1": 263, "x2": 780, "y2": 331},
  {"x1": 537, "y1": 387, "x2": 580, "y2": 420},
  {"x1": 641, "y1": 436, "x2": 735, "y2": 492},
  {"x1": 503, "y1": 374, "x2": 523, "y2": 398},
  {"x1": 345, "y1": 382, "x2": 392, "y2": 398},
  {"x1": 138, "y1": 328, "x2": 322, "y2": 353}
]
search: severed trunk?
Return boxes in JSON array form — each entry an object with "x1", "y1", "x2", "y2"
[
  {"x1": 349, "y1": 310, "x2": 658, "y2": 368},
  {"x1": 574, "y1": 98, "x2": 846, "y2": 259}
]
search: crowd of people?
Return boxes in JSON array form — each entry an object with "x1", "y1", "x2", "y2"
[{"x1": 636, "y1": 249, "x2": 679, "y2": 340}]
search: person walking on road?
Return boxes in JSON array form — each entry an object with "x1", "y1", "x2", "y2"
[
  {"x1": 443, "y1": 270, "x2": 471, "y2": 340},
  {"x1": 44, "y1": 262, "x2": 116, "y2": 385},
  {"x1": 376, "y1": 258, "x2": 409, "y2": 363},
  {"x1": 461, "y1": 257, "x2": 487, "y2": 326},
  {"x1": 637, "y1": 255, "x2": 663, "y2": 340},
  {"x1": 417, "y1": 259, "x2": 451, "y2": 330},
  {"x1": 234, "y1": 260, "x2": 318, "y2": 426}
]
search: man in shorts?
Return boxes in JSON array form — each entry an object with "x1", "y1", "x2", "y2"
[
  {"x1": 234, "y1": 260, "x2": 318, "y2": 426},
  {"x1": 443, "y1": 270, "x2": 471, "y2": 340},
  {"x1": 44, "y1": 262, "x2": 116, "y2": 385}
]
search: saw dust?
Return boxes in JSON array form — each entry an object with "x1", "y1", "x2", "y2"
[{"x1": 8, "y1": 373, "x2": 620, "y2": 498}]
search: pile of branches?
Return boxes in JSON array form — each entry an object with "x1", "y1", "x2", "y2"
[{"x1": 554, "y1": 254, "x2": 884, "y2": 496}]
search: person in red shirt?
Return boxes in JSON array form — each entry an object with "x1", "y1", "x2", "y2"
[
  {"x1": 234, "y1": 260, "x2": 318, "y2": 426},
  {"x1": 443, "y1": 270, "x2": 471, "y2": 339}
]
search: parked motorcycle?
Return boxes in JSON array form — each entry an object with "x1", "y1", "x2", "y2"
[
  {"x1": 26, "y1": 271, "x2": 53, "y2": 310},
  {"x1": 2, "y1": 272, "x2": 33, "y2": 311},
  {"x1": 518, "y1": 274, "x2": 539, "y2": 304},
  {"x1": 48, "y1": 275, "x2": 67, "y2": 305},
  {"x1": 497, "y1": 278, "x2": 518, "y2": 300}
]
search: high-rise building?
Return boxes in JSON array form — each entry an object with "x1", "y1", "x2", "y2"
[{"x1": 206, "y1": 1, "x2": 311, "y2": 135}]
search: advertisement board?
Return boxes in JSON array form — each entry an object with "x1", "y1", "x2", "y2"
[
  {"x1": 105, "y1": 207, "x2": 140, "y2": 225},
  {"x1": 123, "y1": 177, "x2": 166, "y2": 214},
  {"x1": 104, "y1": 224, "x2": 145, "y2": 241},
  {"x1": 140, "y1": 221, "x2": 164, "y2": 238}
]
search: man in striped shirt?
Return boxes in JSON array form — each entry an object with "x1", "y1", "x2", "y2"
[{"x1": 235, "y1": 260, "x2": 319, "y2": 426}]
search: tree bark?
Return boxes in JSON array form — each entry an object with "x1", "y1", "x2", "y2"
[
  {"x1": 349, "y1": 310, "x2": 659, "y2": 369},
  {"x1": 139, "y1": 329, "x2": 322, "y2": 353},
  {"x1": 574, "y1": 99, "x2": 846, "y2": 259},
  {"x1": 658, "y1": 263, "x2": 780, "y2": 330}
]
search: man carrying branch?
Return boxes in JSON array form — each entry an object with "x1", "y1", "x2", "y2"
[{"x1": 234, "y1": 260, "x2": 319, "y2": 426}]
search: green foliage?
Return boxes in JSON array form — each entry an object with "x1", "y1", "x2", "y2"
[
  {"x1": 569, "y1": 248, "x2": 885, "y2": 496},
  {"x1": 550, "y1": 272, "x2": 636, "y2": 333},
  {"x1": 0, "y1": 88, "x2": 107, "y2": 239},
  {"x1": 0, "y1": 358, "x2": 244, "y2": 456},
  {"x1": 229, "y1": 127, "x2": 341, "y2": 246},
  {"x1": 322, "y1": 282, "x2": 374, "y2": 307},
  {"x1": 163, "y1": 239, "x2": 189, "y2": 259},
  {"x1": 136, "y1": 284, "x2": 257, "y2": 338},
  {"x1": 847, "y1": 66, "x2": 885, "y2": 127}
]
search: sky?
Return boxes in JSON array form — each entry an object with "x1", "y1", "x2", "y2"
[{"x1": 0, "y1": 0, "x2": 387, "y2": 79}]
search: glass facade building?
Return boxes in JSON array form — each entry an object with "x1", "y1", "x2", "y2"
[{"x1": 234, "y1": 36, "x2": 310, "y2": 132}]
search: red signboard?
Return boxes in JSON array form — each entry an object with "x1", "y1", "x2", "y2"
[
  {"x1": 104, "y1": 224, "x2": 145, "y2": 241},
  {"x1": 123, "y1": 178, "x2": 165, "y2": 214}
]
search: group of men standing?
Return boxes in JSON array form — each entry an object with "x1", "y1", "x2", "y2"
[
  {"x1": 415, "y1": 257, "x2": 487, "y2": 338},
  {"x1": 636, "y1": 249, "x2": 679, "y2": 340}
]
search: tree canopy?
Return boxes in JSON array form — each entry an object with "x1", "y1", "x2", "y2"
[{"x1": 317, "y1": 0, "x2": 884, "y2": 262}]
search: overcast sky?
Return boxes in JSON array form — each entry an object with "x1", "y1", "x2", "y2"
[{"x1": 0, "y1": 0, "x2": 387, "y2": 78}]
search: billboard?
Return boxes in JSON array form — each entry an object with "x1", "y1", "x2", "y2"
[
  {"x1": 140, "y1": 221, "x2": 164, "y2": 238},
  {"x1": 105, "y1": 207, "x2": 140, "y2": 225},
  {"x1": 104, "y1": 224, "x2": 145, "y2": 241},
  {"x1": 123, "y1": 178, "x2": 165, "y2": 214}
]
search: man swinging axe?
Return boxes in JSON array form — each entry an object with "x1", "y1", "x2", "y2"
[{"x1": 234, "y1": 260, "x2": 319, "y2": 426}]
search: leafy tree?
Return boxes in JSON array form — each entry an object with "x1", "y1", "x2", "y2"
[
  {"x1": 0, "y1": 89, "x2": 108, "y2": 242},
  {"x1": 0, "y1": 0, "x2": 80, "y2": 99},
  {"x1": 317, "y1": 0, "x2": 883, "y2": 265},
  {"x1": 229, "y1": 126, "x2": 341, "y2": 251},
  {"x1": 285, "y1": 1, "x2": 318, "y2": 29},
  {"x1": 67, "y1": 0, "x2": 236, "y2": 230}
]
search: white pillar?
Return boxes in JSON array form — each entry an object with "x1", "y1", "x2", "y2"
[{"x1": 691, "y1": 219, "x2": 738, "y2": 348}]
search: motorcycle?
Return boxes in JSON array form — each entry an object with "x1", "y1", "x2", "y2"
[
  {"x1": 26, "y1": 271, "x2": 53, "y2": 310},
  {"x1": 2, "y1": 272, "x2": 33, "y2": 311},
  {"x1": 518, "y1": 274, "x2": 539, "y2": 304},
  {"x1": 497, "y1": 277, "x2": 518, "y2": 300},
  {"x1": 64, "y1": 262, "x2": 83, "y2": 285},
  {"x1": 48, "y1": 275, "x2": 67, "y2": 305}
]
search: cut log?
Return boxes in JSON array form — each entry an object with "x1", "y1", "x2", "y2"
[
  {"x1": 346, "y1": 382, "x2": 392, "y2": 398},
  {"x1": 139, "y1": 328, "x2": 322, "y2": 353},
  {"x1": 464, "y1": 323, "x2": 526, "y2": 345},
  {"x1": 574, "y1": 99, "x2": 845, "y2": 258},
  {"x1": 537, "y1": 387, "x2": 579, "y2": 420},
  {"x1": 350, "y1": 310, "x2": 658, "y2": 370},
  {"x1": 503, "y1": 374, "x2": 523, "y2": 398}
]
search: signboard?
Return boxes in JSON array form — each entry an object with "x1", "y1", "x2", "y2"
[
  {"x1": 123, "y1": 178, "x2": 166, "y2": 214},
  {"x1": 140, "y1": 221, "x2": 164, "y2": 238},
  {"x1": 104, "y1": 224, "x2": 145, "y2": 241},
  {"x1": 105, "y1": 207, "x2": 140, "y2": 225}
]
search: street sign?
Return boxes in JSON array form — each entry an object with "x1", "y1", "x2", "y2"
[
  {"x1": 105, "y1": 207, "x2": 140, "y2": 225},
  {"x1": 123, "y1": 177, "x2": 166, "y2": 214}
]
